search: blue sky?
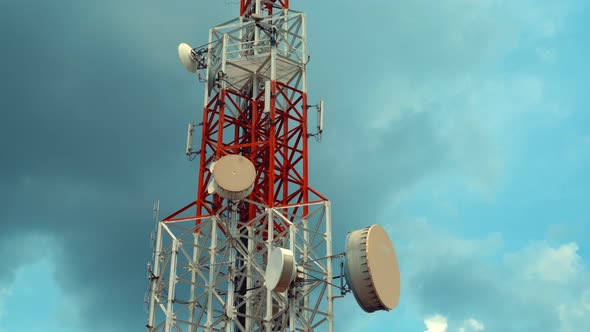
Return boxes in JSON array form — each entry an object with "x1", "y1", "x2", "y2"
[{"x1": 0, "y1": 1, "x2": 589, "y2": 331}]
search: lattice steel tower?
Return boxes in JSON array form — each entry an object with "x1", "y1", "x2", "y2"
[
  {"x1": 146, "y1": 1, "x2": 335, "y2": 331},
  {"x1": 146, "y1": 1, "x2": 401, "y2": 331}
]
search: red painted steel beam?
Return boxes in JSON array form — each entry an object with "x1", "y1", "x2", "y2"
[{"x1": 240, "y1": 0, "x2": 289, "y2": 17}]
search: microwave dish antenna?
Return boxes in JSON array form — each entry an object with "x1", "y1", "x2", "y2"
[
  {"x1": 211, "y1": 154, "x2": 256, "y2": 201},
  {"x1": 344, "y1": 224, "x2": 401, "y2": 313},
  {"x1": 265, "y1": 247, "x2": 298, "y2": 292},
  {"x1": 178, "y1": 42, "x2": 199, "y2": 73}
]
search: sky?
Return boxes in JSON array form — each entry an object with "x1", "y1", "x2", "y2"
[{"x1": 0, "y1": 0, "x2": 589, "y2": 331}]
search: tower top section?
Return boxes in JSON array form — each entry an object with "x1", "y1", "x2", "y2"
[{"x1": 240, "y1": 0, "x2": 289, "y2": 17}]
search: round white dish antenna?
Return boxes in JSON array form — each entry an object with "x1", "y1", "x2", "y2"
[
  {"x1": 344, "y1": 224, "x2": 400, "y2": 313},
  {"x1": 178, "y1": 42, "x2": 198, "y2": 73},
  {"x1": 212, "y1": 154, "x2": 256, "y2": 201},
  {"x1": 265, "y1": 247, "x2": 297, "y2": 292},
  {"x1": 250, "y1": 13, "x2": 264, "y2": 22},
  {"x1": 207, "y1": 181, "x2": 215, "y2": 194},
  {"x1": 207, "y1": 71, "x2": 217, "y2": 94}
]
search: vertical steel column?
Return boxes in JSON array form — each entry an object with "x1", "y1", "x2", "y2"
[
  {"x1": 325, "y1": 201, "x2": 334, "y2": 332},
  {"x1": 302, "y1": 217, "x2": 309, "y2": 323},
  {"x1": 265, "y1": 208, "x2": 274, "y2": 332},
  {"x1": 226, "y1": 204, "x2": 237, "y2": 332},
  {"x1": 188, "y1": 232, "x2": 200, "y2": 332},
  {"x1": 289, "y1": 221, "x2": 296, "y2": 332},
  {"x1": 206, "y1": 217, "x2": 218, "y2": 331},
  {"x1": 147, "y1": 221, "x2": 163, "y2": 329},
  {"x1": 245, "y1": 224, "x2": 254, "y2": 331},
  {"x1": 165, "y1": 239, "x2": 179, "y2": 332}
]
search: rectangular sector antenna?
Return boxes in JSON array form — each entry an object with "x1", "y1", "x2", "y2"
[
  {"x1": 185, "y1": 123, "x2": 193, "y2": 156},
  {"x1": 319, "y1": 99, "x2": 324, "y2": 132},
  {"x1": 264, "y1": 80, "x2": 271, "y2": 113}
]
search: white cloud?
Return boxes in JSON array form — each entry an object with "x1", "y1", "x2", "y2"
[
  {"x1": 424, "y1": 314, "x2": 448, "y2": 332},
  {"x1": 557, "y1": 289, "x2": 590, "y2": 332},
  {"x1": 315, "y1": 0, "x2": 586, "y2": 331},
  {"x1": 424, "y1": 314, "x2": 485, "y2": 332},
  {"x1": 458, "y1": 318, "x2": 485, "y2": 332},
  {"x1": 388, "y1": 216, "x2": 589, "y2": 332},
  {"x1": 506, "y1": 242, "x2": 581, "y2": 283},
  {"x1": 345, "y1": 0, "x2": 584, "y2": 205}
]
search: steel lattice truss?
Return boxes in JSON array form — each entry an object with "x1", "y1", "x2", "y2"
[
  {"x1": 240, "y1": 0, "x2": 290, "y2": 17},
  {"x1": 147, "y1": 3, "x2": 334, "y2": 331},
  {"x1": 192, "y1": 10, "x2": 313, "y2": 220},
  {"x1": 147, "y1": 200, "x2": 333, "y2": 332}
]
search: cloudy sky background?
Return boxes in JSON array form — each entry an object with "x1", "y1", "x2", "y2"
[{"x1": 1, "y1": 0, "x2": 589, "y2": 331}]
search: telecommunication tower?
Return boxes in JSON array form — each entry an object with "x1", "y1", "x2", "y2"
[{"x1": 145, "y1": 1, "x2": 401, "y2": 331}]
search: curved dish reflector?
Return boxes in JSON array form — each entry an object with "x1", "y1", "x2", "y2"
[
  {"x1": 344, "y1": 224, "x2": 400, "y2": 313},
  {"x1": 265, "y1": 247, "x2": 297, "y2": 292},
  {"x1": 212, "y1": 154, "x2": 256, "y2": 201},
  {"x1": 207, "y1": 181, "x2": 215, "y2": 194},
  {"x1": 207, "y1": 70, "x2": 217, "y2": 94},
  {"x1": 178, "y1": 42, "x2": 198, "y2": 73}
]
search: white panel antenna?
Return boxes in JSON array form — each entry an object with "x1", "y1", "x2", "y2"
[
  {"x1": 264, "y1": 80, "x2": 271, "y2": 113},
  {"x1": 319, "y1": 99, "x2": 324, "y2": 133},
  {"x1": 186, "y1": 123, "x2": 194, "y2": 157}
]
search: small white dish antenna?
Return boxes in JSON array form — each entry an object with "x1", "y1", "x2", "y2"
[
  {"x1": 178, "y1": 43, "x2": 198, "y2": 73},
  {"x1": 207, "y1": 181, "x2": 215, "y2": 194},
  {"x1": 206, "y1": 162, "x2": 217, "y2": 195},
  {"x1": 250, "y1": 13, "x2": 264, "y2": 22},
  {"x1": 265, "y1": 247, "x2": 297, "y2": 292},
  {"x1": 344, "y1": 224, "x2": 400, "y2": 313},
  {"x1": 207, "y1": 71, "x2": 217, "y2": 95},
  {"x1": 211, "y1": 154, "x2": 256, "y2": 201}
]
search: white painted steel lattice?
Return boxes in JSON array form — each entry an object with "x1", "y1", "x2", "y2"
[{"x1": 147, "y1": 200, "x2": 334, "y2": 332}]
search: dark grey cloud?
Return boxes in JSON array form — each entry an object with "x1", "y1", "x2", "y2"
[
  {"x1": 0, "y1": 232, "x2": 53, "y2": 286},
  {"x1": 0, "y1": 1, "x2": 227, "y2": 330}
]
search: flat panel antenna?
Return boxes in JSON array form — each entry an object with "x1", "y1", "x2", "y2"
[
  {"x1": 319, "y1": 99, "x2": 324, "y2": 133},
  {"x1": 264, "y1": 80, "x2": 271, "y2": 113},
  {"x1": 185, "y1": 123, "x2": 194, "y2": 157}
]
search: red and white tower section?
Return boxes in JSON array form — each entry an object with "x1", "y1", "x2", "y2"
[{"x1": 145, "y1": 1, "x2": 401, "y2": 332}]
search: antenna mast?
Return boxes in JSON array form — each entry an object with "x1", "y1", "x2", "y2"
[
  {"x1": 146, "y1": 1, "x2": 401, "y2": 331},
  {"x1": 147, "y1": 1, "x2": 335, "y2": 331}
]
